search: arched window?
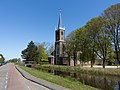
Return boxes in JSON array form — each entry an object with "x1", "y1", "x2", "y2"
[{"x1": 61, "y1": 31, "x2": 63, "y2": 35}]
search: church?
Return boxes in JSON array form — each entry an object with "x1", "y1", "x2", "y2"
[
  {"x1": 48, "y1": 12, "x2": 78, "y2": 66},
  {"x1": 54, "y1": 12, "x2": 68, "y2": 65},
  {"x1": 48, "y1": 12, "x2": 107, "y2": 66}
]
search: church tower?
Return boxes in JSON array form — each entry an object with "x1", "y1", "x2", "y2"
[{"x1": 55, "y1": 12, "x2": 65, "y2": 64}]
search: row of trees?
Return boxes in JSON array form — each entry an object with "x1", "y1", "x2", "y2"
[
  {"x1": 8, "y1": 58, "x2": 21, "y2": 63},
  {"x1": 21, "y1": 41, "x2": 48, "y2": 64},
  {"x1": 64, "y1": 3, "x2": 120, "y2": 68}
]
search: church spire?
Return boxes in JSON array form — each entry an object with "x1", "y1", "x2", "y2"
[{"x1": 58, "y1": 9, "x2": 62, "y2": 29}]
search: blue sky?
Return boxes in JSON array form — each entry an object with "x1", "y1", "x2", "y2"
[{"x1": 0, "y1": 0, "x2": 119, "y2": 60}]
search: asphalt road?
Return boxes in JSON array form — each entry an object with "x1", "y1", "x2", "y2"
[{"x1": 0, "y1": 63, "x2": 50, "y2": 90}]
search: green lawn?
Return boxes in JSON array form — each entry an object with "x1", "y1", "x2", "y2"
[{"x1": 20, "y1": 66, "x2": 98, "y2": 90}]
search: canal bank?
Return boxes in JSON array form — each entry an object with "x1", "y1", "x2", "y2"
[
  {"x1": 35, "y1": 65, "x2": 120, "y2": 90},
  {"x1": 47, "y1": 69, "x2": 120, "y2": 90},
  {"x1": 16, "y1": 66, "x2": 70, "y2": 90},
  {"x1": 17, "y1": 65, "x2": 98, "y2": 90},
  {"x1": 39, "y1": 65, "x2": 120, "y2": 76}
]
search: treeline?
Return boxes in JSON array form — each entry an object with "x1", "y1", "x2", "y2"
[
  {"x1": 8, "y1": 58, "x2": 21, "y2": 63},
  {"x1": 64, "y1": 3, "x2": 120, "y2": 68}
]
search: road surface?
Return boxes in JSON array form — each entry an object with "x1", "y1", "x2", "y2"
[{"x1": 0, "y1": 63, "x2": 50, "y2": 90}]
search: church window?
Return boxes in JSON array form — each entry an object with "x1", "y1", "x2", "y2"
[{"x1": 61, "y1": 31, "x2": 63, "y2": 35}]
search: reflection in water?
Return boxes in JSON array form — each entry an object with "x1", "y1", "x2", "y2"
[
  {"x1": 47, "y1": 69, "x2": 120, "y2": 90},
  {"x1": 114, "y1": 80, "x2": 119, "y2": 90}
]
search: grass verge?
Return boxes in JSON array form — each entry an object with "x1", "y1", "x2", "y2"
[
  {"x1": 20, "y1": 66, "x2": 98, "y2": 90},
  {"x1": 39, "y1": 65, "x2": 120, "y2": 76}
]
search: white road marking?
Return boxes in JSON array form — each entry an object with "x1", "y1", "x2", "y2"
[
  {"x1": 5, "y1": 85, "x2": 7, "y2": 90},
  {"x1": 27, "y1": 85, "x2": 31, "y2": 90},
  {"x1": 6, "y1": 73, "x2": 8, "y2": 77},
  {"x1": 5, "y1": 72, "x2": 8, "y2": 90},
  {"x1": 5, "y1": 80, "x2": 8, "y2": 84},
  {"x1": 6, "y1": 77, "x2": 8, "y2": 80}
]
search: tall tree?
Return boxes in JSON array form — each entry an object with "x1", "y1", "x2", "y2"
[
  {"x1": 92, "y1": 17, "x2": 112, "y2": 68},
  {"x1": 65, "y1": 30, "x2": 78, "y2": 66},
  {"x1": 102, "y1": 3, "x2": 120, "y2": 64},
  {"x1": 0, "y1": 54, "x2": 5, "y2": 62},
  {"x1": 75, "y1": 27, "x2": 91, "y2": 66},
  {"x1": 85, "y1": 17, "x2": 101, "y2": 68},
  {"x1": 37, "y1": 43, "x2": 48, "y2": 62},
  {"x1": 21, "y1": 41, "x2": 39, "y2": 62}
]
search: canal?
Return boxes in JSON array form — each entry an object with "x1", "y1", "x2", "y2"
[{"x1": 46, "y1": 69, "x2": 120, "y2": 90}]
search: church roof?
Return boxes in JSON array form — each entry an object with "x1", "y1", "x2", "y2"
[{"x1": 58, "y1": 12, "x2": 62, "y2": 29}]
